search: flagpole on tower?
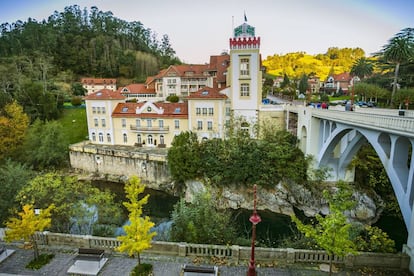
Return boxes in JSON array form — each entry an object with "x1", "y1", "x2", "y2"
[
  {"x1": 244, "y1": 11, "x2": 247, "y2": 22},
  {"x1": 232, "y1": 15, "x2": 234, "y2": 36}
]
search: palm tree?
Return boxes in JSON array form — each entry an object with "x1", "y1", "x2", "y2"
[
  {"x1": 377, "y1": 28, "x2": 414, "y2": 106},
  {"x1": 350, "y1": 57, "x2": 373, "y2": 80}
]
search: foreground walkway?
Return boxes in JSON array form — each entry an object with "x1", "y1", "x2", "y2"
[{"x1": 0, "y1": 244, "x2": 410, "y2": 276}]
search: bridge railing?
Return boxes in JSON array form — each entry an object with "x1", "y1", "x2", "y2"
[{"x1": 309, "y1": 109, "x2": 414, "y2": 137}]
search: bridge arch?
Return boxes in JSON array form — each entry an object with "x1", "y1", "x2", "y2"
[{"x1": 317, "y1": 122, "x2": 414, "y2": 229}]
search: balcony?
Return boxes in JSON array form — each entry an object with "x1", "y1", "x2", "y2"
[{"x1": 130, "y1": 125, "x2": 170, "y2": 133}]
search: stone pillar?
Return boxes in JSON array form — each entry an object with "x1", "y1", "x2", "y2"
[
  {"x1": 344, "y1": 254, "x2": 355, "y2": 268},
  {"x1": 178, "y1": 242, "x2": 187, "y2": 257},
  {"x1": 231, "y1": 245, "x2": 240, "y2": 264},
  {"x1": 286, "y1": 248, "x2": 295, "y2": 264}
]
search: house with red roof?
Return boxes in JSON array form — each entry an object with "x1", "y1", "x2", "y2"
[
  {"x1": 118, "y1": 84, "x2": 156, "y2": 101},
  {"x1": 323, "y1": 72, "x2": 353, "y2": 94},
  {"x1": 81, "y1": 78, "x2": 117, "y2": 95},
  {"x1": 187, "y1": 87, "x2": 228, "y2": 140}
]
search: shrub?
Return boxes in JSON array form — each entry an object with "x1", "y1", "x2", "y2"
[
  {"x1": 26, "y1": 254, "x2": 54, "y2": 270},
  {"x1": 166, "y1": 95, "x2": 179, "y2": 102},
  {"x1": 131, "y1": 263, "x2": 153, "y2": 276},
  {"x1": 71, "y1": 96, "x2": 83, "y2": 106}
]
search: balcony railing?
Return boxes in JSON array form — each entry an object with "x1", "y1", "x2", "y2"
[{"x1": 130, "y1": 125, "x2": 170, "y2": 133}]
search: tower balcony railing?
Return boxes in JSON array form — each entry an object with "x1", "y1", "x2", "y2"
[{"x1": 130, "y1": 125, "x2": 170, "y2": 133}]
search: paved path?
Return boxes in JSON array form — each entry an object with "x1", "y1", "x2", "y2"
[{"x1": 0, "y1": 244, "x2": 408, "y2": 276}]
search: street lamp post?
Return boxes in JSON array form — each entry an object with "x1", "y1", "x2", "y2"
[{"x1": 247, "y1": 184, "x2": 261, "y2": 276}]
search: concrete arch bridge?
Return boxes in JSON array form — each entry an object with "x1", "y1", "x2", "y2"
[{"x1": 289, "y1": 106, "x2": 414, "y2": 271}]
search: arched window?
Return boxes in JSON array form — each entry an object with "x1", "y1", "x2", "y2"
[
  {"x1": 91, "y1": 132, "x2": 96, "y2": 141},
  {"x1": 107, "y1": 133, "x2": 111, "y2": 142},
  {"x1": 160, "y1": 135, "x2": 165, "y2": 145},
  {"x1": 123, "y1": 133, "x2": 128, "y2": 143},
  {"x1": 137, "y1": 134, "x2": 142, "y2": 144},
  {"x1": 98, "y1": 133, "x2": 104, "y2": 142},
  {"x1": 147, "y1": 135, "x2": 153, "y2": 145}
]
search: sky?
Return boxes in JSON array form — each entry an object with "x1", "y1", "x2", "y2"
[{"x1": 0, "y1": 0, "x2": 413, "y2": 64}]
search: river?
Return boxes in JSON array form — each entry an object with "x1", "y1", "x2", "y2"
[{"x1": 93, "y1": 180, "x2": 407, "y2": 251}]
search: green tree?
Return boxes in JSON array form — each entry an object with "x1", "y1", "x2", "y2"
[
  {"x1": 17, "y1": 172, "x2": 121, "y2": 233},
  {"x1": 353, "y1": 225, "x2": 396, "y2": 253},
  {"x1": 22, "y1": 119, "x2": 68, "y2": 169},
  {"x1": 291, "y1": 182, "x2": 358, "y2": 276},
  {"x1": 4, "y1": 204, "x2": 55, "y2": 259},
  {"x1": 298, "y1": 73, "x2": 308, "y2": 94},
  {"x1": 117, "y1": 176, "x2": 156, "y2": 265},
  {"x1": 170, "y1": 192, "x2": 237, "y2": 245},
  {"x1": 394, "y1": 88, "x2": 414, "y2": 108},
  {"x1": 167, "y1": 131, "x2": 201, "y2": 184},
  {"x1": 166, "y1": 94, "x2": 179, "y2": 102},
  {"x1": 350, "y1": 144, "x2": 398, "y2": 217},
  {"x1": 280, "y1": 73, "x2": 290, "y2": 89},
  {"x1": 354, "y1": 82, "x2": 388, "y2": 102},
  {"x1": 350, "y1": 57, "x2": 374, "y2": 80},
  {"x1": 377, "y1": 28, "x2": 414, "y2": 106},
  {"x1": 0, "y1": 101, "x2": 30, "y2": 161},
  {"x1": 0, "y1": 160, "x2": 33, "y2": 226},
  {"x1": 71, "y1": 82, "x2": 87, "y2": 96}
]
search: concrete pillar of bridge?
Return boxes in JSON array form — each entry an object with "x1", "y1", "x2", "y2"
[{"x1": 403, "y1": 214, "x2": 414, "y2": 272}]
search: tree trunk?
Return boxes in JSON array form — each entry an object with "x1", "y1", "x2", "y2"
[
  {"x1": 329, "y1": 255, "x2": 333, "y2": 276},
  {"x1": 391, "y1": 62, "x2": 400, "y2": 107},
  {"x1": 31, "y1": 234, "x2": 39, "y2": 260},
  {"x1": 137, "y1": 252, "x2": 141, "y2": 265}
]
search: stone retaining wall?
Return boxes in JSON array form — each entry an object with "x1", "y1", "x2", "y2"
[{"x1": 69, "y1": 141, "x2": 172, "y2": 191}]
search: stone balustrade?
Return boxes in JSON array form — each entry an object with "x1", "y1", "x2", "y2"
[{"x1": 28, "y1": 231, "x2": 409, "y2": 270}]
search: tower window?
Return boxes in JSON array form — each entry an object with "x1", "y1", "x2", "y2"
[
  {"x1": 240, "y1": 83, "x2": 250, "y2": 97},
  {"x1": 240, "y1": 58, "x2": 250, "y2": 76}
]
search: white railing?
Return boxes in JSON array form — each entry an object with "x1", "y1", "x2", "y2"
[{"x1": 310, "y1": 109, "x2": 414, "y2": 137}]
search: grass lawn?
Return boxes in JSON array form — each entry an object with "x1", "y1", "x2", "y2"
[{"x1": 59, "y1": 107, "x2": 88, "y2": 145}]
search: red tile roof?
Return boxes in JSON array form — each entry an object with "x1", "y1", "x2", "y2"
[
  {"x1": 187, "y1": 87, "x2": 227, "y2": 99},
  {"x1": 208, "y1": 54, "x2": 230, "y2": 85},
  {"x1": 118, "y1": 84, "x2": 155, "y2": 94},
  {"x1": 166, "y1": 64, "x2": 209, "y2": 78},
  {"x1": 112, "y1": 102, "x2": 188, "y2": 118},
  {"x1": 333, "y1": 72, "x2": 352, "y2": 82},
  {"x1": 81, "y1": 78, "x2": 117, "y2": 85},
  {"x1": 84, "y1": 89, "x2": 125, "y2": 100}
]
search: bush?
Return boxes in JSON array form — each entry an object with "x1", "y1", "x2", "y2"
[
  {"x1": 26, "y1": 254, "x2": 54, "y2": 270},
  {"x1": 71, "y1": 96, "x2": 83, "y2": 106},
  {"x1": 131, "y1": 263, "x2": 153, "y2": 276},
  {"x1": 166, "y1": 95, "x2": 179, "y2": 102},
  {"x1": 92, "y1": 224, "x2": 115, "y2": 237}
]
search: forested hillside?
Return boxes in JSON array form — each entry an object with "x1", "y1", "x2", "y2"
[
  {"x1": 0, "y1": 5, "x2": 180, "y2": 120},
  {"x1": 263, "y1": 47, "x2": 366, "y2": 80}
]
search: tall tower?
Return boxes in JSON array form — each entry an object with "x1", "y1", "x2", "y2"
[{"x1": 228, "y1": 15, "x2": 262, "y2": 135}]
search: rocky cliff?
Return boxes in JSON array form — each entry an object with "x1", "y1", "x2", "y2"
[{"x1": 184, "y1": 179, "x2": 383, "y2": 225}]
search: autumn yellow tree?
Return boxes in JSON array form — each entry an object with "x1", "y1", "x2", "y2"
[
  {"x1": 4, "y1": 204, "x2": 55, "y2": 259},
  {"x1": 0, "y1": 101, "x2": 29, "y2": 160},
  {"x1": 117, "y1": 176, "x2": 156, "y2": 266}
]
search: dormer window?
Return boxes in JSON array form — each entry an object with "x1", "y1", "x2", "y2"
[
  {"x1": 147, "y1": 106, "x2": 152, "y2": 112},
  {"x1": 174, "y1": 107, "x2": 181, "y2": 113},
  {"x1": 201, "y1": 90, "x2": 209, "y2": 96}
]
